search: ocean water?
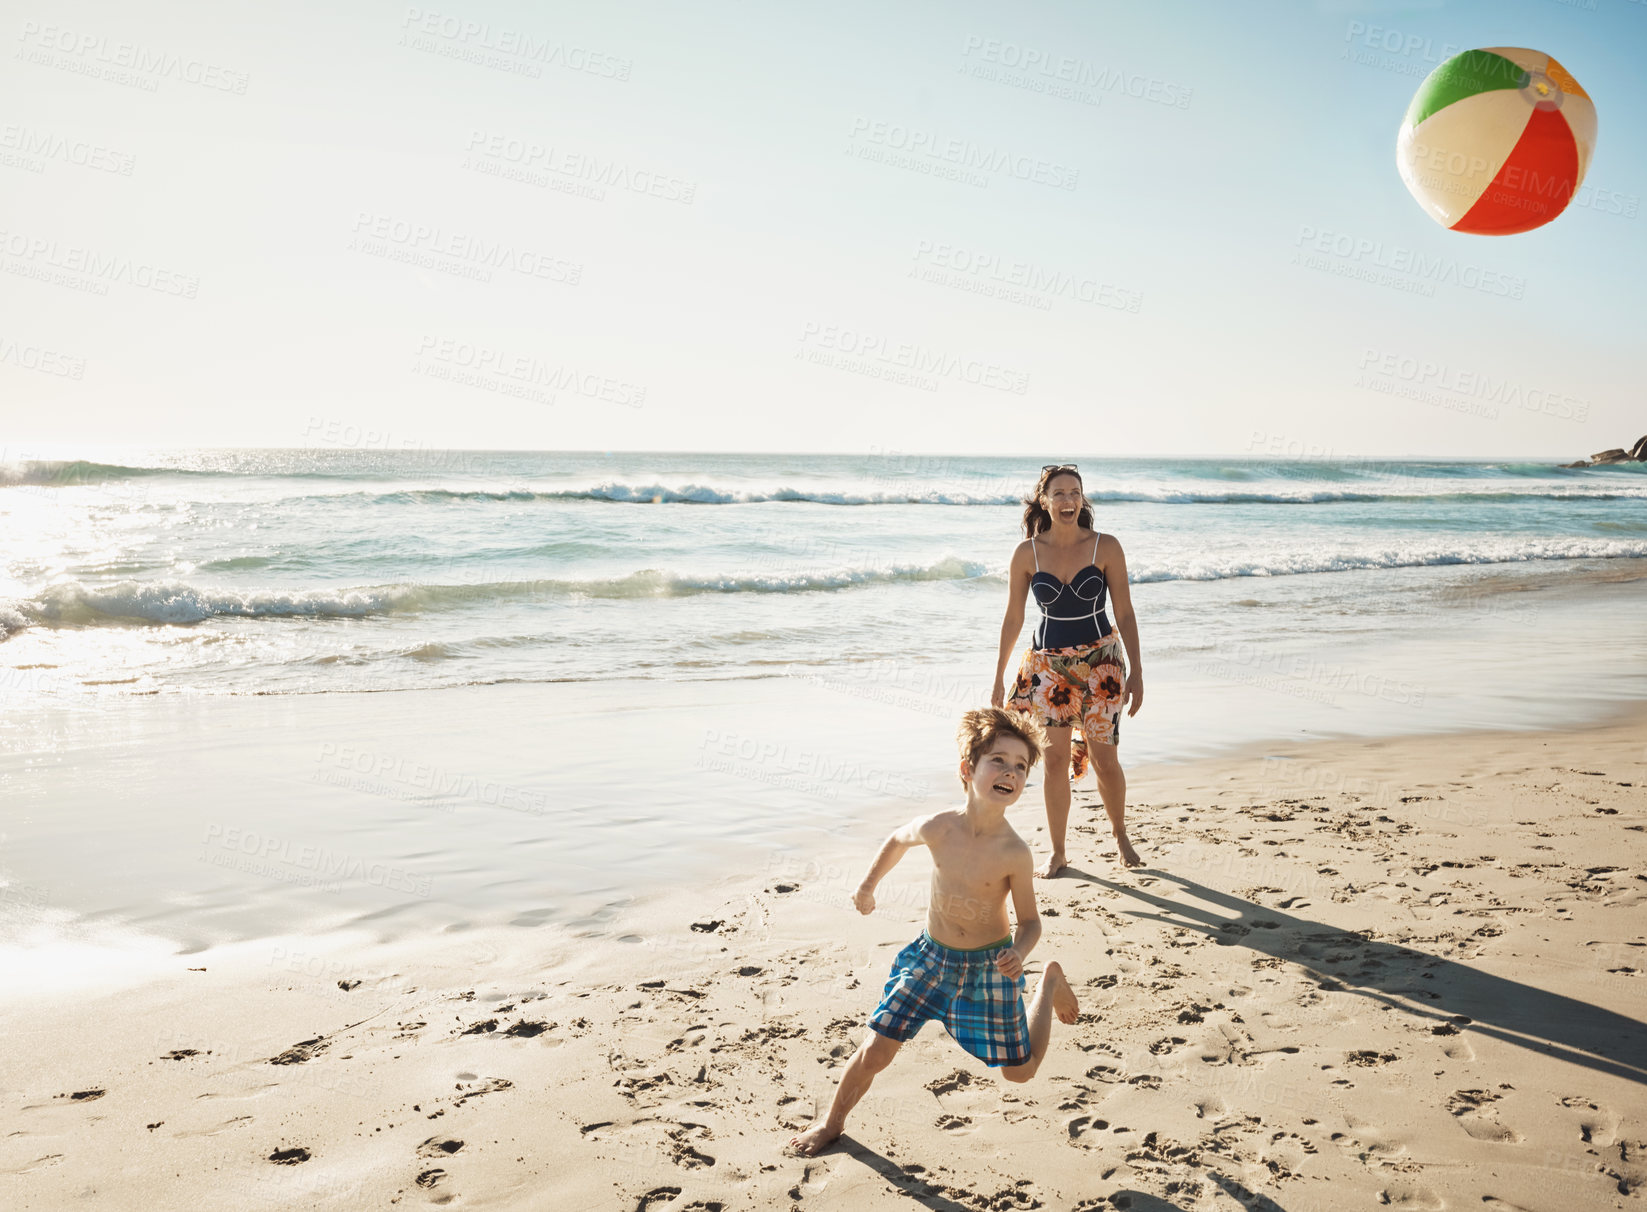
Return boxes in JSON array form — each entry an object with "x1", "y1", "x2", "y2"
[
  {"x1": 3, "y1": 448, "x2": 1647, "y2": 702},
  {"x1": 5, "y1": 449, "x2": 1647, "y2": 961}
]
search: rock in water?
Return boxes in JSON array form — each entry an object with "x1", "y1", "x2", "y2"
[{"x1": 1559, "y1": 436, "x2": 1645, "y2": 469}]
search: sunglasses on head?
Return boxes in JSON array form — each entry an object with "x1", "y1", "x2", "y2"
[{"x1": 1041, "y1": 463, "x2": 1079, "y2": 475}]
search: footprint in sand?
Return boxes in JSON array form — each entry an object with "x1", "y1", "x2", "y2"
[
  {"x1": 417, "y1": 1136, "x2": 464, "y2": 1159},
  {"x1": 787, "y1": 1160, "x2": 829, "y2": 1200},
  {"x1": 668, "y1": 1124, "x2": 716, "y2": 1170},
  {"x1": 1377, "y1": 1181, "x2": 1442, "y2": 1208},
  {"x1": 924, "y1": 1069, "x2": 981, "y2": 1097},
  {"x1": 1066, "y1": 1114, "x2": 1110, "y2": 1142},
  {"x1": 451, "y1": 1077, "x2": 513, "y2": 1108},
  {"x1": 1331, "y1": 1117, "x2": 1407, "y2": 1163},
  {"x1": 1558, "y1": 1095, "x2": 1618, "y2": 1146},
  {"x1": 587, "y1": 1118, "x2": 717, "y2": 1172},
  {"x1": 1194, "y1": 1094, "x2": 1226, "y2": 1120},
  {"x1": 267, "y1": 1038, "x2": 329, "y2": 1066},
  {"x1": 613, "y1": 1071, "x2": 677, "y2": 1107},
  {"x1": 1197, "y1": 1022, "x2": 1260, "y2": 1066},
  {"x1": 1446, "y1": 1089, "x2": 1522, "y2": 1143},
  {"x1": 815, "y1": 1016, "x2": 860, "y2": 1067},
  {"x1": 775, "y1": 1096, "x2": 812, "y2": 1132},
  {"x1": 636, "y1": 1186, "x2": 682, "y2": 1211},
  {"x1": 924, "y1": 1069, "x2": 999, "y2": 1126},
  {"x1": 670, "y1": 1143, "x2": 714, "y2": 1170},
  {"x1": 665, "y1": 1027, "x2": 709, "y2": 1052},
  {"x1": 581, "y1": 1116, "x2": 669, "y2": 1144},
  {"x1": 1429, "y1": 1018, "x2": 1475, "y2": 1060},
  {"x1": 936, "y1": 1113, "x2": 974, "y2": 1133},
  {"x1": 1345, "y1": 1050, "x2": 1397, "y2": 1068}
]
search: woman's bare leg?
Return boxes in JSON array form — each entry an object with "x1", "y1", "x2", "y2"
[
  {"x1": 1091, "y1": 744, "x2": 1141, "y2": 867},
  {"x1": 1036, "y1": 726, "x2": 1072, "y2": 877}
]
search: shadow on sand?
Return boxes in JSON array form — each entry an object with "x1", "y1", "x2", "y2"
[
  {"x1": 830, "y1": 1136, "x2": 983, "y2": 1211},
  {"x1": 1065, "y1": 867, "x2": 1647, "y2": 1085},
  {"x1": 840, "y1": 1139, "x2": 1295, "y2": 1211},
  {"x1": 838, "y1": 1136, "x2": 1231, "y2": 1211}
]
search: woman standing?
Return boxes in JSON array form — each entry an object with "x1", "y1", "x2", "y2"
[{"x1": 991, "y1": 464, "x2": 1144, "y2": 873}]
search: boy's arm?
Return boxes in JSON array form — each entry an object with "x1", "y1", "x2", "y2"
[
  {"x1": 854, "y1": 816, "x2": 929, "y2": 914},
  {"x1": 994, "y1": 846, "x2": 1041, "y2": 979}
]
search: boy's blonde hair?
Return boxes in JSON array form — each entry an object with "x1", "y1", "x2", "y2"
[{"x1": 956, "y1": 707, "x2": 1046, "y2": 782}]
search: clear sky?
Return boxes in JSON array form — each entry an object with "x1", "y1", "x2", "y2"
[{"x1": 1, "y1": 0, "x2": 1642, "y2": 457}]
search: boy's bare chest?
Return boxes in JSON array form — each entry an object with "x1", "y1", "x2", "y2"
[{"x1": 930, "y1": 836, "x2": 1010, "y2": 891}]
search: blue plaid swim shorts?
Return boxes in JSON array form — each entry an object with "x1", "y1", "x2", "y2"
[{"x1": 868, "y1": 932, "x2": 1031, "y2": 1068}]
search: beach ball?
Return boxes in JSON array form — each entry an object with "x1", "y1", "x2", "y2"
[{"x1": 1396, "y1": 47, "x2": 1596, "y2": 235}]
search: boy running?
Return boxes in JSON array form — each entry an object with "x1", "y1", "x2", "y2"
[{"x1": 788, "y1": 707, "x2": 1080, "y2": 1156}]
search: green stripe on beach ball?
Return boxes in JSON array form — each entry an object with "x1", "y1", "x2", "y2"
[{"x1": 1404, "y1": 49, "x2": 1527, "y2": 129}]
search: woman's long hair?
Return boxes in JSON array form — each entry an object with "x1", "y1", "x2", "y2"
[{"x1": 1022, "y1": 465, "x2": 1093, "y2": 537}]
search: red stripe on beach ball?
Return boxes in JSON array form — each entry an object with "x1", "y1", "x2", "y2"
[{"x1": 1452, "y1": 107, "x2": 1580, "y2": 235}]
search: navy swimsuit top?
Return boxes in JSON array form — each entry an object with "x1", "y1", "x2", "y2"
[{"x1": 1030, "y1": 533, "x2": 1111, "y2": 649}]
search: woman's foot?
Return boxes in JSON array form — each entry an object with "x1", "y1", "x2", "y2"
[
  {"x1": 1043, "y1": 961, "x2": 1080, "y2": 1024},
  {"x1": 1115, "y1": 832, "x2": 1142, "y2": 868},
  {"x1": 788, "y1": 1121, "x2": 842, "y2": 1156},
  {"x1": 1036, "y1": 850, "x2": 1068, "y2": 878}
]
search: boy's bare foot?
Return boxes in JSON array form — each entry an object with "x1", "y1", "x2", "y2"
[
  {"x1": 788, "y1": 1121, "x2": 842, "y2": 1156},
  {"x1": 1035, "y1": 850, "x2": 1068, "y2": 878},
  {"x1": 1043, "y1": 961, "x2": 1080, "y2": 1025},
  {"x1": 1115, "y1": 834, "x2": 1142, "y2": 868}
]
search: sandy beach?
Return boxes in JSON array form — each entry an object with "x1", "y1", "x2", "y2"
[{"x1": 4, "y1": 708, "x2": 1643, "y2": 1211}]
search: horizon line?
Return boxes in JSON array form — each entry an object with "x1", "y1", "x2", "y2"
[{"x1": 4, "y1": 445, "x2": 1623, "y2": 464}]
